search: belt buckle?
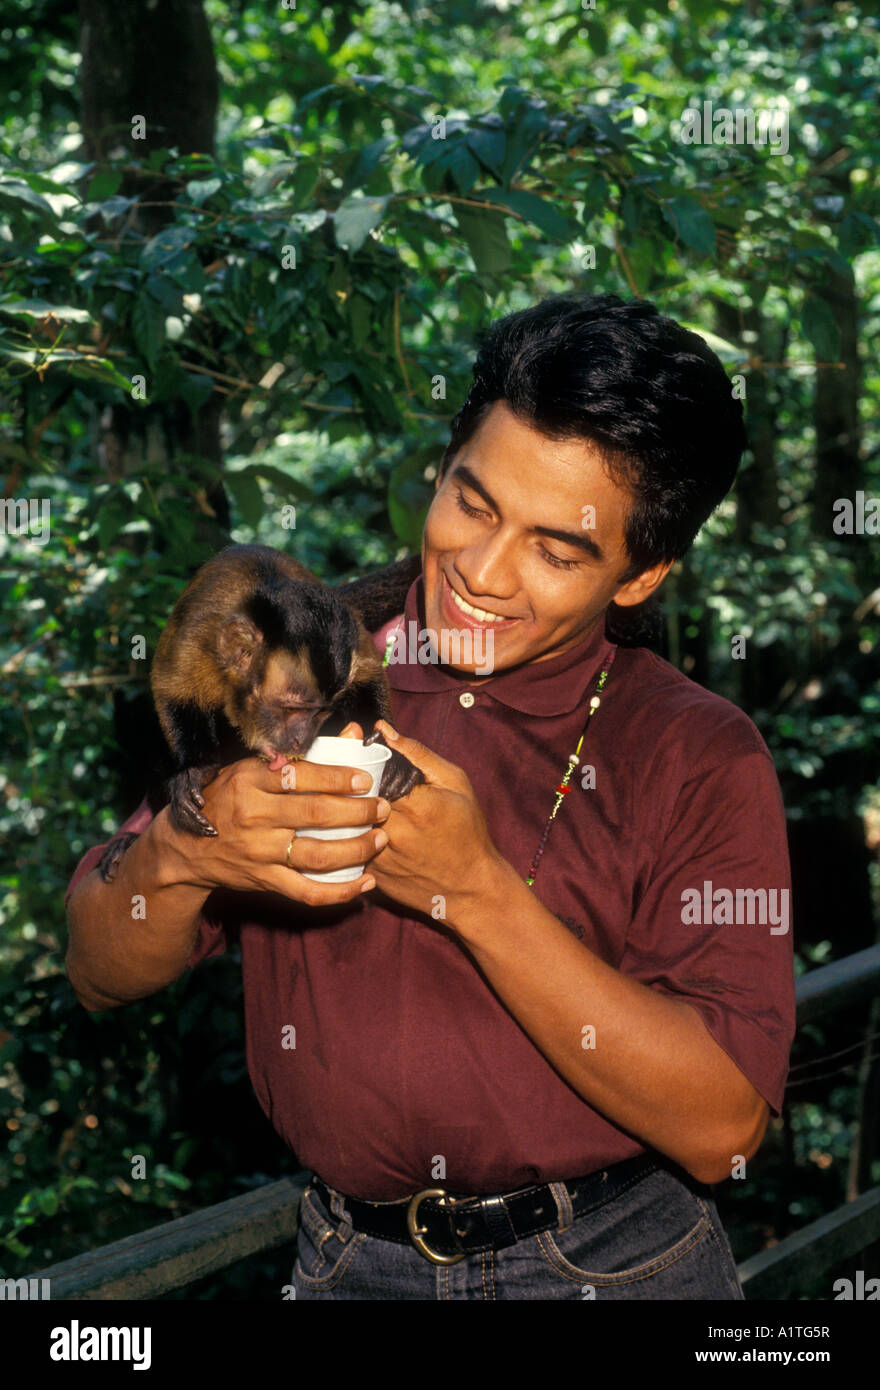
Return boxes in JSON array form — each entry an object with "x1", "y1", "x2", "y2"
[{"x1": 406, "y1": 1187, "x2": 467, "y2": 1265}]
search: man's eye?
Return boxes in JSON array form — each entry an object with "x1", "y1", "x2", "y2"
[
  {"x1": 540, "y1": 548, "x2": 579, "y2": 571},
  {"x1": 455, "y1": 487, "x2": 579, "y2": 571},
  {"x1": 455, "y1": 487, "x2": 484, "y2": 519}
]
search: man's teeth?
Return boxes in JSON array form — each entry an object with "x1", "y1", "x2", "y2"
[{"x1": 449, "y1": 582, "x2": 509, "y2": 623}]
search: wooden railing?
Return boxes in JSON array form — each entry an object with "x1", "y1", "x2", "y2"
[{"x1": 28, "y1": 943, "x2": 880, "y2": 1300}]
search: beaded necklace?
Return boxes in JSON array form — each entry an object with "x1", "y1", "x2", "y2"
[{"x1": 381, "y1": 618, "x2": 617, "y2": 888}]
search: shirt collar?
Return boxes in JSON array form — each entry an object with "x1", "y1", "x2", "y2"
[{"x1": 384, "y1": 574, "x2": 614, "y2": 717}]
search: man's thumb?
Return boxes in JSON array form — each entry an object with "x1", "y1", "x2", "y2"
[{"x1": 374, "y1": 719, "x2": 444, "y2": 783}]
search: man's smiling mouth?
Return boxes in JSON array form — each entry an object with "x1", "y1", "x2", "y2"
[{"x1": 442, "y1": 572, "x2": 520, "y2": 626}]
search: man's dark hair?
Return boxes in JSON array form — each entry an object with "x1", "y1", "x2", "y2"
[{"x1": 440, "y1": 293, "x2": 747, "y2": 645}]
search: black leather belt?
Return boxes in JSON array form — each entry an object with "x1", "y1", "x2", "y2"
[{"x1": 310, "y1": 1153, "x2": 658, "y2": 1266}]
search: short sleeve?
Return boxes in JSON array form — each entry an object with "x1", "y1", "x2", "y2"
[
  {"x1": 65, "y1": 799, "x2": 227, "y2": 969},
  {"x1": 620, "y1": 750, "x2": 795, "y2": 1115}
]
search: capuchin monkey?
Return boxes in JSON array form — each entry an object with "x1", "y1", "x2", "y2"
[{"x1": 96, "y1": 545, "x2": 424, "y2": 884}]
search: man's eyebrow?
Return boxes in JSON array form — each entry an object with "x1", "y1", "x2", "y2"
[{"x1": 449, "y1": 463, "x2": 606, "y2": 562}]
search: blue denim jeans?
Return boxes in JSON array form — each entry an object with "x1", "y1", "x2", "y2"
[{"x1": 290, "y1": 1160, "x2": 744, "y2": 1300}]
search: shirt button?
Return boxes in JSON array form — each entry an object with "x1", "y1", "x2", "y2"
[{"x1": 459, "y1": 692, "x2": 475, "y2": 708}]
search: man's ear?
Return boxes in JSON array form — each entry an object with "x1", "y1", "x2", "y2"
[{"x1": 612, "y1": 558, "x2": 674, "y2": 609}]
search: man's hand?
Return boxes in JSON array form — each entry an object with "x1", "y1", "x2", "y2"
[
  {"x1": 353, "y1": 718, "x2": 507, "y2": 922},
  {"x1": 162, "y1": 725, "x2": 392, "y2": 908}
]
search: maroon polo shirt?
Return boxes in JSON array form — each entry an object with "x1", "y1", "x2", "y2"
[{"x1": 66, "y1": 574, "x2": 795, "y2": 1201}]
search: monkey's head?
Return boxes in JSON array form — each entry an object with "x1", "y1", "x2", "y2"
[{"x1": 215, "y1": 583, "x2": 365, "y2": 760}]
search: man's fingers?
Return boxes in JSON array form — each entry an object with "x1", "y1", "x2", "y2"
[
  {"x1": 264, "y1": 863, "x2": 376, "y2": 906},
  {"x1": 339, "y1": 721, "x2": 365, "y2": 739},
  {"x1": 373, "y1": 719, "x2": 456, "y2": 787},
  {"x1": 247, "y1": 754, "x2": 375, "y2": 797},
  {"x1": 278, "y1": 825, "x2": 386, "y2": 876}
]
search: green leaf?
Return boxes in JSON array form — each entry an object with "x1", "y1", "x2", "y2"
[
  {"x1": 155, "y1": 1168, "x2": 191, "y2": 1190},
  {"x1": 348, "y1": 294, "x2": 372, "y2": 351},
  {"x1": 0, "y1": 179, "x2": 57, "y2": 218},
  {"x1": 0, "y1": 299, "x2": 94, "y2": 325},
  {"x1": 251, "y1": 161, "x2": 297, "y2": 199},
  {"x1": 95, "y1": 497, "x2": 130, "y2": 549},
  {"x1": 584, "y1": 18, "x2": 608, "y2": 55},
  {"x1": 225, "y1": 469, "x2": 265, "y2": 528},
  {"x1": 334, "y1": 194, "x2": 390, "y2": 252},
  {"x1": 132, "y1": 295, "x2": 164, "y2": 370},
  {"x1": 838, "y1": 212, "x2": 880, "y2": 259},
  {"x1": 37, "y1": 1189, "x2": 59, "y2": 1217},
  {"x1": 86, "y1": 170, "x2": 122, "y2": 201},
  {"x1": 801, "y1": 295, "x2": 841, "y2": 362},
  {"x1": 389, "y1": 447, "x2": 435, "y2": 549},
  {"x1": 179, "y1": 370, "x2": 214, "y2": 420},
  {"x1": 678, "y1": 323, "x2": 744, "y2": 362},
  {"x1": 66, "y1": 356, "x2": 132, "y2": 390},
  {"x1": 185, "y1": 177, "x2": 222, "y2": 205},
  {"x1": 327, "y1": 256, "x2": 351, "y2": 307},
  {"x1": 248, "y1": 463, "x2": 314, "y2": 501},
  {"x1": 443, "y1": 141, "x2": 481, "y2": 194},
  {"x1": 579, "y1": 173, "x2": 608, "y2": 221},
  {"x1": 466, "y1": 127, "x2": 506, "y2": 180},
  {"x1": 291, "y1": 160, "x2": 320, "y2": 209},
  {"x1": 662, "y1": 197, "x2": 716, "y2": 256},
  {"x1": 140, "y1": 225, "x2": 195, "y2": 273},
  {"x1": 296, "y1": 82, "x2": 345, "y2": 114},
  {"x1": 99, "y1": 194, "x2": 138, "y2": 219},
  {"x1": 30, "y1": 167, "x2": 89, "y2": 194},
  {"x1": 145, "y1": 147, "x2": 173, "y2": 173},
  {"x1": 620, "y1": 233, "x2": 655, "y2": 293},
  {"x1": 621, "y1": 185, "x2": 644, "y2": 237},
  {"x1": 343, "y1": 137, "x2": 395, "y2": 194},
  {"x1": 144, "y1": 273, "x2": 183, "y2": 316},
  {"x1": 499, "y1": 86, "x2": 527, "y2": 122},
  {"x1": 0, "y1": 333, "x2": 38, "y2": 364},
  {"x1": 453, "y1": 205, "x2": 512, "y2": 275},
  {"x1": 478, "y1": 188, "x2": 576, "y2": 242},
  {"x1": 501, "y1": 102, "x2": 551, "y2": 184}
]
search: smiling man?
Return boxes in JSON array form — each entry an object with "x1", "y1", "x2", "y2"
[{"x1": 66, "y1": 293, "x2": 794, "y2": 1301}]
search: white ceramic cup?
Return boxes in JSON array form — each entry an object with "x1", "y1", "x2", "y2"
[{"x1": 296, "y1": 735, "x2": 392, "y2": 882}]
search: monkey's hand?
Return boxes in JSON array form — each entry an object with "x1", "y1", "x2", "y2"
[
  {"x1": 98, "y1": 832, "x2": 140, "y2": 884},
  {"x1": 167, "y1": 766, "x2": 221, "y2": 836},
  {"x1": 364, "y1": 728, "x2": 426, "y2": 800}
]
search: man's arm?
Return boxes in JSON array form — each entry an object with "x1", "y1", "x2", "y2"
[
  {"x1": 65, "y1": 755, "x2": 391, "y2": 1012},
  {"x1": 446, "y1": 854, "x2": 768, "y2": 1187},
  {"x1": 336, "y1": 718, "x2": 793, "y2": 1186},
  {"x1": 66, "y1": 807, "x2": 216, "y2": 1011}
]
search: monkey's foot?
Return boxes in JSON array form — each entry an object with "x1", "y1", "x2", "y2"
[
  {"x1": 167, "y1": 768, "x2": 219, "y2": 837},
  {"x1": 98, "y1": 832, "x2": 140, "y2": 884},
  {"x1": 364, "y1": 727, "x2": 425, "y2": 799}
]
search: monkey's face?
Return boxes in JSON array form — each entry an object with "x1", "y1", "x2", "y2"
[
  {"x1": 215, "y1": 589, "x2": 362, "y2": 760},
  {"x1": 231, "y1": 648, "x2": 334, "y2": 760}
]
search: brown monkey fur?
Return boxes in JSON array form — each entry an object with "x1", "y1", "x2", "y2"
[{"x1": 97, "y1": 545, "x2": 424, "y2": 882}]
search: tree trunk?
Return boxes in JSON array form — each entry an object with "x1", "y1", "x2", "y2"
[
  {"x1": 79, "y1": 0, "x2": 218, "y2": 161},
  {"x1": 810, "y1": 262, "x2": 862, "y2": 542},
  {"x1": 78, "y1": 0, "x2": 226, "y2": 528},
  {"x1": 713, "y1": 293, "x2": 789, "y2": 709}
]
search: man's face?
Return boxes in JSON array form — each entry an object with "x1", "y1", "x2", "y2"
[{"x1": 420, "y1": 400, "x2": 671, "y2": 676}]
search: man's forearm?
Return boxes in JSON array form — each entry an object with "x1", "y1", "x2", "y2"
[
  {"x1": 447, "y1": 855, "x2": 768, "y2": 1185},
  {"x1": 65, "y1": 809, "x2": 212, "y2": 1011}
]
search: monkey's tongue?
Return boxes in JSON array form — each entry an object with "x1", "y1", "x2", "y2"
[{"x1": 264, "y1": 750, "x2": 303, "y2": 772}]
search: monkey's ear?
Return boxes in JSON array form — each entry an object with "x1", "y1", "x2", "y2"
[{"x1": 216, "y1": 616, "x2": 262, "y2": 673}]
